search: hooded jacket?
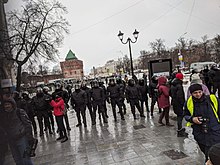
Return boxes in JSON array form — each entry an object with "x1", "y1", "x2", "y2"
[
  {"x1": 170, "y1": 78, "x2": 185, "y2": 115},
  {"x1": 50, "y1": 97, "x2": 65, "y2": 116},
  {"x1": 0, "y1": 99, "x2": 33, "y2": 141},
  {"x1": 157, "y1": 76, "x2": 170, "y2": 108}
]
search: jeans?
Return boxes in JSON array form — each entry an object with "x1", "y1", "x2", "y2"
[{"x1": 8, "y1": 136, "x2": 33, "y2": 165}]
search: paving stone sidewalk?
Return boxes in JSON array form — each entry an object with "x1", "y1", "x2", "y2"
[{"x1": 4, "y1": 104, "x2": 205, "y2": 165}]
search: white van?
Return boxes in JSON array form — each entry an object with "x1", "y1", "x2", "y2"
[{"x1": 190, "y1": 61, "x2": 216, "y2": 71}]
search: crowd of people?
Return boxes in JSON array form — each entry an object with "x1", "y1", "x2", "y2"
[{"x1": 2, "y1": 64, "x2": 220, "y2": 164}]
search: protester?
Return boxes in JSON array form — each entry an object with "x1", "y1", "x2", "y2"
[
  {"x1": 50, "y1": 95, "x2": 68, "y2": 143},
  {"x1": 157, "y1": 76, "x2": 173, "y2": 126},
  {"x1": 0, "y1": 98, "x2": 35, "y2": 165},
  {"x1": 184, "y1": 84, "x2": 220, "y2": 162},
  {"x1": 170, "y1": 73, "x2": 187, "y2": 137},
  {"x1": 187, "y1": 73, "x2": 210, "y2": 98}
]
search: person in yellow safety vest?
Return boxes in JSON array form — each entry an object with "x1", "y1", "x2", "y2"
[{"x1": 184, "y1": 84, "x2": 220, "y2": 163}]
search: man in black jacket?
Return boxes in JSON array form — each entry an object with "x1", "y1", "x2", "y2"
[
  {"x1": 170, "y1": 73, "x2": 187, "y2": 137},
  {"x1": 71, "y1": 84, "x2": 87, "y2": 127},
  {"x1": 0, "y1": 98, "x2": 34, "y2": 165}
]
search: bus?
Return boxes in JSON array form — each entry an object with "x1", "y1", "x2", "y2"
[{"x1": 190, "y1": 62, "x2": 216, "y2": 71}]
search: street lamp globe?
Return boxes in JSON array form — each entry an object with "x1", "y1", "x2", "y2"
[
  {"x1": 117, "y1": 31, "x2": 124, "y2": 41},
  {"x1": 133, "y1": 29, "x2": 139, "y2": 40}
]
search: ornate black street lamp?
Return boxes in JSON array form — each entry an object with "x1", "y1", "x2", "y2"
[{"x1": 117, "y1": 29, "x2": 139, "y2": 77}]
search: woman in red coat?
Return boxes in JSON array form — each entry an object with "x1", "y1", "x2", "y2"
[
  {"x1": 50, "y1": 95, "x2": 68, "y2": 143},
  {"x1": 157, "y1": 76, "x2": 173, "y2": 126}
]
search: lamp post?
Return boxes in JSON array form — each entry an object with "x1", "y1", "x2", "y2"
[{"x1": 117, "y1": 29, "x2": 139, "y2": 77}]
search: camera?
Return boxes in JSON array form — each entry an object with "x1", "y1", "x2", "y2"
[
  {"x1": 198, "y1": 117, "x2": 209, "y2": 133},
  {"x1": 24, "y1": 138, "x2": 38, "y2": 158}
]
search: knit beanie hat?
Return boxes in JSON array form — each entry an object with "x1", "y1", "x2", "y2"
[
  {"x1": 208, "y1": 143, "x2": 220, "y2": 165},
  {"x1": 189, "y1": 84, "x2": 203, "y2": 94},
  {"x1": 176, "y1": 73, "x2": 184, "y2": 80},
  {"x1": 191, "y1": 73, "x2": 202, "y2": 84}
]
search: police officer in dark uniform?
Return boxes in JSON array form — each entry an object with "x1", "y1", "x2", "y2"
[
  {"x1": 32, "y1": 87, "x2": 52, "y2": 136},
  {"x1": 71, "y1": 84, "x2": 87, "y2": 127},
  {"x1": 99, "y1": 80, "x2": 108, "y2": 118},
  {"x1": 21, "y1": 91, "x2": 37, "y2": 135},
  {"x1": 81, "y1": 81, "x2": 94, "y2": 123},
  {"x1": 107, "y1": 78, "x2": 125, "y2": 121},
  {"x1": 149, "y1": 75, "x2": 162, "y2": 116},
  {"x1": 116, "y1": 78, "x2": 127, "y2": 114},
  {"x1": 43, "y1": 86, "x2": 55, "y2": 132},
  {"x1": 125, "y1": 79, "x2": 145, "y2": 119},
  {"x1": 90, "y1": 80, "x2": 108, "y2": 125},
  {"x1": 52, "y1": 83, "x2": 71, "y2": 131},
  {"x1": 137, "y1": 78, "x2": 150, "y2": 115}
]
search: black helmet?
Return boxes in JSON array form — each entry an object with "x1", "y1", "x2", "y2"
[
  {"x1": 109, "y1": 78, "x2": 115, "y2": 86},
  {"x1": 81, "y1": 81, "x2": 87, "y2": 88},
  {"x1": 22, "y1": 91, "x2": 29, "y2": 98},
  {"x1": 55, "y1": 83, "x2": 62, "y2": 90},
  {"x1": 128, "y1": 79, "x2": 135, "y2": 86},
  {"x1": 138, "y1": 78, "x2": 145, "y2": 86},
  {"x1": 75, "y1": 84, "x2": 81, "y2": 90},
  {"x1": 36, "y1": 87, "x2": 43, "y2": 93},
  {"x1": 116, "y1": 78, "x2": 122, "y2": 84},
  {"x1": 43, "y1": 86, "x2": 50, "y2": 93},
  {"x1": 93, "y1": 80, "x2": 99, "y2": 87}
]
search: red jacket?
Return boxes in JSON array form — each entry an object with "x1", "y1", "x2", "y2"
[
  {"x1": 50, "y1": 97, "x2": 65, "y2": 116},
  {"x1": 157, "y1": 76, "x2": 170, "y2": 108}
]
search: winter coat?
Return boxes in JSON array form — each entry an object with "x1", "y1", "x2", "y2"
[
  {"x1": 32, "y1": 93, "x2": 51, "y2": 112},
  {"x1": 107, "y1": 84, "x2": 122, "y2": 99},
  {"x1": 71, "y1": 90, "x2": 87, "y2": 108},
  {"x1": 125, "y1": 85, "x2": 140, "y2": 101},
  {"x1": 0, "y1": 108, "x2": 33, "y2": 141},
  {"x1": 50, "y1": 97, "x2": 65, "y2": 116},
  {"x1": 157, "y1": 76, "x2": 170, "y2": 109},
  {"x1": 170, "y1": 78, "x2": 185, "y2": 116},
  {"x1": 184, "y1": 95, "x2": 220, "y2": 146},
  {"x1": 137, "y1": 84, "x2": 148, "y2": 101}
]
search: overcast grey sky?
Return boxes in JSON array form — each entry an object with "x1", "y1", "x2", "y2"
[{"x1": 5, "y1": 0, "x2": 220, "y2": 74}]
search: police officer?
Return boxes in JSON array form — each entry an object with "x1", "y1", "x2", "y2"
[
  {"x1": 90, "y1": 80, "x2": 108, "y2": 125},
  {"x1": 52, "y1": 83, "x2": 71, "y2": 131},
  {"x1": 116, "y1": 78, "x2": 127, "y2": 114},
  {"x1": 43, "y1": 86, "x2": 55, "y2": 132},
  {"x1": 21, "y1": 91, "x2": 37, "y2": 135},
  {"x1": 71, "y1": 84, "x2": 87, "y2": 127},
  {"x1": 107, "y1": 78, "x2": 125, "y2": 121},
  {"x1": 99, "y1": 80, "x2": 108, "y2": 118},
  {"x1": 81, "y1": 81, "x2": 94, "y2": 123},
  {"x1": 149, "y1": 75, "x2": 161, "y2": 116},
  {"x1": 125, "y1": 79, "x2": 145, "y2": 119},
  {"x1": 137, "y1": 78, "x2": 149, "y2": 115},
  {"x1": 32, "y1": 87, "x2": 52, "y2": 136}
]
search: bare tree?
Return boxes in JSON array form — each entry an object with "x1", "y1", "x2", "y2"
[
  {"x1": 213, "y1": 34, "x2": 220, "y2": 61},
  {"x1": 200, "y1": 35, "x2": 211, "y2": 61},
  {"x1": 149, "y1": 39, "x2": 166, "y2": 58},
  {"x1": 4, "y1": 0, "x2": 69, "y2": 91}
]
